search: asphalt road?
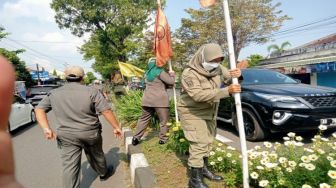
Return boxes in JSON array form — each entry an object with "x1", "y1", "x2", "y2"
[{"x1": 11, "y1": 112, "x2": 131, "y2": 188}]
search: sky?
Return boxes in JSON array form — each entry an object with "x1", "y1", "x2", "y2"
[{"x1": 0, "y1": 0, "x2": 335, "y2": 78}]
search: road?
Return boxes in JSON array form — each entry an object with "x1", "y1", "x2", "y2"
[{"x1": 11, "y1": 112, "x2": 131, "y2": 188}]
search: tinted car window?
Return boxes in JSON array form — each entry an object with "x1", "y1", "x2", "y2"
[
  {"x1": 13, "y1": 96, "x2": 25, "y2": 104},
  {"x1": 30, "y1": 86, "x2": 57, "y2": 95},
  {"x1": 242, "y1": 69, "x2": 297, "y2": 85}
]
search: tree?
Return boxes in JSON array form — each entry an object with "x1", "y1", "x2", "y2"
[
  {"x1": 247, "y1": 54, "x2": 264, "y2": 67},
  {"x1": 267, "y1": 41, "x2": 291, "y2": 55},
  {"x1": 51, "y1": 0, "x2": 157, "y2": 79},
  {"x1": 84, "y1": 71, "x2": 97, "y2": 85},
  {"x1": 0, "y1": 27, "x2": 35, "y2": 87},
  {"x1": 52, "y1": 69, "x2": 58, "y2": 76},
  {"x1": 174, "y1": 0, "x2": 290, "y2": 63}
]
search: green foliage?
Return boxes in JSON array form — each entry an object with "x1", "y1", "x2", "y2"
[
  {"x1": 174, "y1": 0, "x2": 290, "y2": 61},
  {"x1": 166, "y1": 121, "x2": 190, "y2": 155},
  {"x1": 267, "y1": 41, "x2": 292, "y2": 54},
  {"x1": 247, "y1": 54, "x2": 264, "y2": 67},
  {"x1": 52, "y1": 69, "x2": 58, "y2": 76},
  {"x1": 0, "y1": 27, "x2": 35, "y2": 87},
  {"x1": 84, "y1": 71, "x2": 97, "y2": 85},
  {"x1": 51, "y1": 0, "x2": 157, "y2": 79}
]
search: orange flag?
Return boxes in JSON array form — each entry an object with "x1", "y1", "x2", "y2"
[
  {"x1": 199, "y1": 0, "x2": 217, "y2": 7},
  {"x1": 154, "y1": 5, "x2": 173, "y2": 67}
]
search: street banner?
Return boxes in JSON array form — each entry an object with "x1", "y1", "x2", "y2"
[
  {"x1": 118, "y1": 62, "x2": 145, "y2": 78},
  {"x1": 199, "y1": 0, "x2": 217, "y2": 7},
  {"x1": 153, "y1": 2, "x2": 173, "y2": 67}
]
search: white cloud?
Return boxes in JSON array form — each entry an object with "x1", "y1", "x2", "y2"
[{"x1": 2, "y1": 0, "x2": 54, "y2": 22}]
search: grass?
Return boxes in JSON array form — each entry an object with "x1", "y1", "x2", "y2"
[{"x1": 141, "y1": 130, "x2": 228, "y2": 188}]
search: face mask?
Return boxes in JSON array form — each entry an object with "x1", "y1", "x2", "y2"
[{"x1": 202, "y1": 62, "x2": 219, "y2": 71}]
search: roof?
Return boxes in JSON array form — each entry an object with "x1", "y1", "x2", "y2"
[{"x1": 295, "y1": 33, "x2": 336, "y2": 49}]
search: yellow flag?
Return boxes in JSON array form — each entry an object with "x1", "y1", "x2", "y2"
[{"x1": 118, "y1": 62, "x2": 145, "y2": 78}]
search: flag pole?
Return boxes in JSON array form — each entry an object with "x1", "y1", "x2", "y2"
[
  {"x1": 222, "y1": 0, "x2": 249, "y2": 187},
  {"x1": 156, "y1": 0, "x2": 179, "y2": 122}
]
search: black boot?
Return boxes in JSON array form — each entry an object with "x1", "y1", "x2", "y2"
[
  {"x1": 189, "y1": 167, "x2": 209, "y2": 188},
  {"x1": 203, "y1": 157, "x2": 223, "y2": 181},
  {"x1": 132, "y1": 137, "x2": 139, "y2": 146}
]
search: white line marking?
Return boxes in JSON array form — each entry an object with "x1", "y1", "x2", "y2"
[{"x1": 216, "y1": 134, "x2": 233, "y2": 143}]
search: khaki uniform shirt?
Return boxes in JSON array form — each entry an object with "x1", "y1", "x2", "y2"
[
  {"x1": 141, "y1": 71, "x2": 175, "y2": 107},
  {"x1": 178, "y1": 66, "x2": 231, "y2": 120},
  {"x1": 37, "y1": 82, "x2": 111, "y2": 133}
]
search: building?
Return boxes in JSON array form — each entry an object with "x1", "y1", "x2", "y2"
[{"x1": 260, "y1": 33, "x2": 336, "y2": 88}]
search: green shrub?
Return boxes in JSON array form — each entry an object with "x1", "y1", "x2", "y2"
[{"x1": 166, "y1": 121, "x2": 190, "y2": 155}]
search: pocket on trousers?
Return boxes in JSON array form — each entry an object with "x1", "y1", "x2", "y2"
[{"x1": 182, "y1": 125, "x2": 198, "y2": 142}]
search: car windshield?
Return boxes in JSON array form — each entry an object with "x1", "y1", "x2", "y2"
[
  {"x1": 242, "y1": 69, "x2": 298, "y2": 85},
  {"x1": 30, "y1": 86, "x2": 57, "y2": 94}
]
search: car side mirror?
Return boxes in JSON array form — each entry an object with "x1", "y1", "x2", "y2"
[{"x1": 295, "y1": 79, "x2": 301, "y2": 83}]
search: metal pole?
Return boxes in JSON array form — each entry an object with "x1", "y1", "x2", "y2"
[
  {"x1": 36, "y1": 63, "x2": 41, "y2": 85},
  {"x1": 168, "y1": 60, "x2": 179, "y2": 122},
  {"x1": 222, "y1": 0, "x2": 249, "y2": 187}
]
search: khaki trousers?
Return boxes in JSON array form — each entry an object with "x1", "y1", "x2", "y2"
[
  {"x1": 134, "y1": 106, "x2": 169, "y2": 141},
  {"x1": 181, "y1": 119, "x2": 216, "y2": 168}
]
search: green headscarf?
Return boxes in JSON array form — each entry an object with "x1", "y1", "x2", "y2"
[{"x1": 145, "y1": 58, "x2": 164, "y2": 82}]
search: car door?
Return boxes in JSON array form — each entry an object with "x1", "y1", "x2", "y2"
[{"x1": 12, "y1": 96, "x2": 27, "y2": 129}]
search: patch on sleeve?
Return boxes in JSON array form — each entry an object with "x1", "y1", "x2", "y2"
[{"x1": 185, "y1": 78, "x2": 194, "y2": 88}]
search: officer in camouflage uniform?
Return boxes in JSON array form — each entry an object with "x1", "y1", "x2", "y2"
[{"x1": 178, "y1": 43, "x2": 241, "y2": 188}]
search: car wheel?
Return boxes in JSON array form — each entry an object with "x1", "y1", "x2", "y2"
[
  {"x1": 233, "y1": 107, "x2": 267, "y2": 141},
  {"x1": 31, "y1": 110, "x2": 36, "y2": 123}
]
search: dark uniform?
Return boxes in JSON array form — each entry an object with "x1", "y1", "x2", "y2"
[{"x1": 37, "y1": 82, "x2": 111, "y2": 188}]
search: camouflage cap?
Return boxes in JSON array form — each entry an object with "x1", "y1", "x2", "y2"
[{"x1": 64, "y1": 66, "x2": 85, "y2": 78}]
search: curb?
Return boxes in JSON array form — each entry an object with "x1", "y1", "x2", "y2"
[{"x1": 122, "y1": 127, "x2": 156, "y2": 188}]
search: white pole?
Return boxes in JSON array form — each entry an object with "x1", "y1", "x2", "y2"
[
  {"x1": 168, "y1": 60, "x2": 179, "y2": 122},
  {"x1": 222, "y1": 0, "x2": 249, "y2": 187}
]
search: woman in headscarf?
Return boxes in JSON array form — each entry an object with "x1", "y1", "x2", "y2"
[
  {"x1": 178, "y1": 43, "x2": 241, "y2": 188},
  {"x1": 132, "y1": 58, "x2": 175, "y2": 145}
]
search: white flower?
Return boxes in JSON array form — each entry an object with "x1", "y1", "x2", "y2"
[
  {"x1": 284, "y1": 141, "x2": 295, "y2": 147},
  {"x1": 318, "y1": 125, "x2": 328, "y2": 131},
  {"x1": 250, "y1": 172, "x2": 259, "y2": 179},
  {"x1": 210, "y1": 161, "x2": 215, "y2": 165},
  {"x1": 302, "y1": 184, "x2": 312, "y2": 188},
  {"x1": 327, "y1": 156, "x2": 333, "y2": 161},
  {"x1": 227, "y1": 146, "x2": 236, "y2": 150},
  {"x1": 299, "y1": 163, "x2": 306, "y2": 167},
  {"x1": 319, "y1": 183, "x2": 330, "y2": 188},
  {"x1": 232, "y1": 160, "x2": 236, "y2": 164},
  {"x1": 216, "y1": 147, "x2": 221, "y2": 152},
  {"x1": 259, "y1": 180, "x2": 269, "y2": 187},
  {"x1": 301, "y1": 156, "x2": 311, "y2": 163},
  {"x1": 209, "y1": 151, "x2": 215, "y2": 156},
  {"x1": 269, "y1": 153, "x2": 278, "y2": 159},
  {"x1": 304, "y1": 148, "x2": 314, "y2": 153},
  {"x1": 217, "y1": 157, "x2": 223, "y2": 162},
  {"x1": 288, "y1": 161, "x2": 297, "y2": 167},
  {"x1": 286, "y1": 167, "x2": 293, "y2": 172},
  {"x1": 314, "y1": 135, "x2": 321, "y2": 139},
  {"x1": 305, "y1": 163, "x2": 316, "y2": 171},
  {"x1": 279, "y1": 157, "x2": 288, "y2": 164},
  {"x1": 287, "y1": 132, "x2": 296, "y2": 137},
  {"x1": 274, "y1": 142, "x2": 281, "y2": 148},
  {"x1": 254, "y1": 145, "x2": 261, "y2": 150},
  {"x1": 283, "y1": 136, "x2": 290, "y2": 141},
  {"x1": 317, "y1": 149, "x2": 326, "y2": 154},
  {"x1": 308, "y1": 154, "x2": 318, "y2": 161},
  {"x1": 226, "y1": 153, "x2": 232, "y2": 158},
  {"x1": 295, "y1": 136, "x2": 303, "y2": 141},
  {"x1": 263, "y1": 142, "x2": 272, "y2": 148},
  {"x1": 278, "y1": 179, "x2": 285, "y2": 185},
  {"x1": 217, "y1": 143, "x2": 223, "y2": 147},
  {"x1": 265, "y1": 163, "x2": 278, "y2": 169},
  {"x1": 256, "y1": 166, "x2": 264, "y2": 170},
  {"x1": 295, "y1": 142, "x2": 304, "y2": 147},
  {"x1": 262, "y1": 151, "x2": 269, "y2": 157},
  {"x1": 332, "y1": 132, "x2": 336, "y2": 138},
  {"x1": 331, "y1": 160, "x2": 336, "y2": 168},
  {"x1": 321, "y1": 137, "x2": 329, "y2": 142},
  {"x1": 328, "y1": 170, "x2": 336, "y2": 179},
  {"x1": 249, "y1": 153, "x2": 257, "y2": 160}
]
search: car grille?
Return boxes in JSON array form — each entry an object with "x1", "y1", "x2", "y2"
[{"x1": 302, "y1": 96, "x2": 336, "y2": 108}]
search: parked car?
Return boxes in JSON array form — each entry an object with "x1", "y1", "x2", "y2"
[
  {"x1": 8, "y1": 95, "x2": 36, "y2": 132},
  {"x1": 218, "y1": 68, "x2": 336, "y2": 141},
  {"x1": 27, "y1": 85, "x2": 59, "y2": 106}
]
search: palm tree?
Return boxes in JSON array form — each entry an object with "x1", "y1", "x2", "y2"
[{"x1": 267, "y1": 41, "x2": 291, "y2": 55}]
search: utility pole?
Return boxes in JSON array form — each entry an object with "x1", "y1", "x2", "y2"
[{"x1": 36, "y1": 63, "x2": 41, "y2": 85}]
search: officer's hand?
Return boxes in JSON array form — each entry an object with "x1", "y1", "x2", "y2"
[
  {"x1": 113, "y1": 128, "x2": 123, "y2": 139},
  {"x1": 43, "y1": 128, "x2": 56, "y2": 140},
  {"x1": 0, "y1": 56, "x2": 23, "y2": 188},
  {"x1": 229, "y1": 68, "x2": 241, "y2": 78},
  {"x1": 228, "y1": 84, "x2": 241, "y2": 94},
  {"x1": 168, "y1": 71, "x2": 175, "y2": 77}
]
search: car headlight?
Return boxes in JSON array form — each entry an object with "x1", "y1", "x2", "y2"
[{"x1": 254, "y1": 92, "x2": 298, "y2": 103}]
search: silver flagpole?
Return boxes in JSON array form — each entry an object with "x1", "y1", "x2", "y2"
[{"x1": 222, "y1": 0, "x2": 249, "y2": 187}]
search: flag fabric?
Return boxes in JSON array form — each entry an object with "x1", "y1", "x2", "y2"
[
  {"x1": 118, "y1": 62, "x2": 145, "y2": 78},
  {"x1": 154, "y1": 5, "x2": 173, "y2": 67},
  {"x1": 199, "y1": 0, "x2": 217, "y2": 7}
]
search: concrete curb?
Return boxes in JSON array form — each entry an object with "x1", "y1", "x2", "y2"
[{"x1": 122, "y1": 128, "x2": 156, "y2": 188}]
